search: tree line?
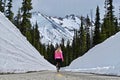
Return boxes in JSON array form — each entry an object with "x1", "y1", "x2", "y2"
[{"x1": 0, "y1": 0, "x2": 120, "y2": 66}]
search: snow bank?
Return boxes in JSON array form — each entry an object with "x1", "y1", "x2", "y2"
[
  {"x1": 66, "y1": 32, "x2": 120, "y2": 76},
  {"x1": 0, "y1": 12, "x2": 55, "y2": 73}
]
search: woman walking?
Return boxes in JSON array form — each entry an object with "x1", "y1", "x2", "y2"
[{"x1": 54, "y1": 46, "x2": 64, "y2": 72}]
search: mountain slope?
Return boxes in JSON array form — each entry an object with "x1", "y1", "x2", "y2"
[
  {"x1": 31, "y1": 13, "x2": 72, "y2": 46},
  {"x1": 51, "y1": 14, "x2": 81, "y2": 31},
  {"x1": 0, "y1": 12, "x2": 55, "y2": 73},
  {"x1": 31, "y1": 13, "x2": 81, "y2": 46},
  {"x1": 66, "y1": 32, "x2": 120, "y2": 75}
]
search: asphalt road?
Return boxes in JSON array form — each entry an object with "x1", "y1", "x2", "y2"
[{"x1": 0, "y1": 71, "x2": 120, "y2": 80}]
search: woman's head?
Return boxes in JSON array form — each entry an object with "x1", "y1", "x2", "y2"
[{"x1": 57, "y1": 46, "x2": 61, "y2": 51}]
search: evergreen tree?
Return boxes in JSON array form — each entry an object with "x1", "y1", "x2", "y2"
[
  {"x1": 93, "y1": 6, "x2": 101, "y2": 45},
  {"x1": 6, "y1": 0, "x2": 14, "y2": 22},
  {"x1": 33, "y1": 22, "x2": 40, "y2": 49},
  {"x1": 21, "y1": 0, "x2": 33, "y2": 36},
  {"x1": 49, "y1": 44, "x2": 55, "y2": 64},
  {"x1": 29, "y1": 22, "x2": 42, "y2": 56},
  {"x1": 86, "y1": 32, "x2": 90, "y2": 51},
  {"x1": 66, "y1": 40, "x2": 72, "y2": 65},
  {"x1": 73, "y1": 16, "x2": 87, "y2": 57},
  {"x1": 61, "y1": 38, "x2": 65, "y2": 47},
  {"x1": 60, "y1": 38, "x2": 66, "y2": 66},
  {"x1": 46, "y1": 44, "x2": 55, "y2": 65},
  {"x1": 0, "y1": 0, "x2": 4, "y2": 12},
  {"x1": 114, "y1": 18, "x2": 119, "y2": 32},
  {"x1": 3, "y1": 0, "x2": 6, "y2": 13},
  {"x1": 101, "y1": 0, "x2": 116, "y2": 41},
  {"x1": 72, "y1": 29, "x2": 77, "y2": 59},
  {"x1": 86, "y1": 15, "x2": 91, "y2": 28},
  {"x1": 65, "y1": 40, "x2": 70, "y2": 66},
  {"x1": 31, "y1": 27, "x2": 34, "y2": 45},
  {"x1": 25, "y1": 29, "x2": 32, "y2": 44},
  {"x1": 46, "y1": 45, "x2": 50, "y2": 61},
  {"x1": 42, "y1": 44, "x2": 47, "y2": 59},
  {"x1": 14, "y1": 8, "x2": 22, "y2": 29},
  {"x1": 80, "y1": 21, "x2": 87, "y2": 56},
  {"x1": 86, "y1": 15, "x2": 93, "y2": 48},
  {"x1": 75, "y1": 29, "x2": 80, "y2": 57}
]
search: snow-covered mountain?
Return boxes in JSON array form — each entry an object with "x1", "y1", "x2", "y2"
[
  {"x1": 0, "y1": 12, "x2": 55, "y2": 73},
  {"x1": 31, "y1": 12, "x2": 82, "y2": 46},
  {"x1": 51, "y1": 14, "x2": 81, "y2": 30},
  {"x1": 65, "y1": 32, "x2": 120, "y2": 76}
]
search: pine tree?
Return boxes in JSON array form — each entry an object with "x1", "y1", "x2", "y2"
[
  {"x1": 114, "y1": 18, "x2": 120, "y2": 32},
  {"x1": 33, "y1": 22, "x2": 40, "y2": 49},
  {"x1": 101, "y1": 0, "x2": 116, "y2": 41},
  {"x1": 14, "y1": 8, "x2": 22, "y2": 29},
  {"x1": 66, "y1": 40, "x2": 73, "y2": 65},
  {"x1": 3, "y1": 0, "x2": 6, "y2": 13},
  {"x1": 60, "y1": 38, "x2": 66, "y2": 66},
  {"x1": 46, "y1": 45, "x2": 50, "y2": 61},
  {"x1": 31, "y1": 27, "x2": 34, "y2": 45},
  {"x1": 42, "y1": 44, "x2": 47, "y2": 59},
  {"x1": 93, "y1": 6, "x2": 101, "y2": 46},
  {"x1": 65, "y1": 40, "x2": 70, "y2": 66},
  {"x1": 75, "y1": 29, "x2": 80, "y2": 57},
  {"x1": 74, "y1": 16, "x2": 87, "y2": 57},
  {"x1": 6, "y1": 0, "x2": 14, "y2": 22},
  {"x1": 0, "y1": 0, "x2": 4, "y2": 12},
  {"x1": 86, "y1": 15, "x2": 94, "y2": 48},
  {"x1": 86, "y1": 15, "x2": 91, "y2": 28},
  {"x1": 49, "y1": 44, "x2": 55, "y2": 64},
  {"x1": 80, "y1": 21, "x2": 87, "y2": 56},
  {"x1": 72, "y1": 29, "x2": 77, "y2": 59},
  {"x1": 26, "y1": 30, "x2": 33, "y2": 43},
  {"x1": 21, "y1": 0, "x2": 33, "y2": 36},
  {"x1": 86, "y1": 32, "x2": 90, "y2": 51}
]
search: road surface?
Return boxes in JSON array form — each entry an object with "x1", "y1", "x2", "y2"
[{"x1": 0, "y1": 71, "x2": 120, "y2": 80}]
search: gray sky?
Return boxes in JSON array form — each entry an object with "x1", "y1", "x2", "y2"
[
  {"x1": 32, "y1": 0, "x2": 104, "y2": 18},
  {"x1": 13, "y1": 0, "x2": 120, "y2": 18}
]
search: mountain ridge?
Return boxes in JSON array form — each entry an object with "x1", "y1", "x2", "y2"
[{"x1": 31, "y1": 12, "x2": 87, "y2": 46}]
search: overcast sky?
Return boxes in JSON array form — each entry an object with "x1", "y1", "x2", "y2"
[{"x1": 13, "y1": 0, "x2": 120, "y2": 18}]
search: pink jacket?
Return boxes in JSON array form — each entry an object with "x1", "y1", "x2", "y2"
[{"x1": 54, "y1": 50, "x2": 64, "y2": 61}]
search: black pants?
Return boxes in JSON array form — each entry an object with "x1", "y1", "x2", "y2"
[{"x1": 55, "y1": 59, "x2": 62, "y2": 70}]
